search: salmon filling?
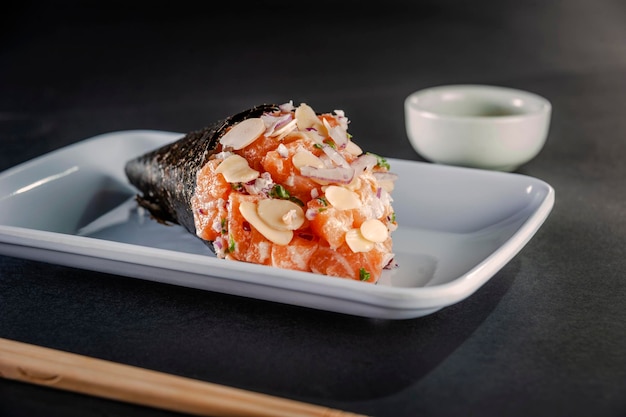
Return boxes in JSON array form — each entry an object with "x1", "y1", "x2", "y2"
[{"x1": 190, "y1": 101, "x2": 398, "y2": 283}]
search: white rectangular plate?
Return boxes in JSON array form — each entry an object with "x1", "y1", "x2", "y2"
[{"x1": 0, "y1": 130, "x2": 554, "y2": 319}]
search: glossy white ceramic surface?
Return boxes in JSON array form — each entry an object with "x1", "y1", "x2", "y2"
[
  {"x1": 0, "y1": 130, "x2": 554, "y2": 319},
  {"x1": 405, "y1": 84, "x2": 552, "y2": 171}
]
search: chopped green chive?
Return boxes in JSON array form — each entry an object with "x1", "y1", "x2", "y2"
[
  {"x1": 359, "y1": 268, "x2": 371, "y2": 281},
  {"x1": 367, "y1": 152, "x2": 390, "y2": 170},
  {"x1": 270, "y1": 184, "x2": 303, "y2": 206},
  {"x1": 270, "y1": 184, "x2": 290, "y2": 199}
]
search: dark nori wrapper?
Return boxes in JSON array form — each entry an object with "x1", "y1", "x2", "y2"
[{"x1": 124, "y1": 103, "x2": 280, "y2": 238}]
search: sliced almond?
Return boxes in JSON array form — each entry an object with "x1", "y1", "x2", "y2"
[
  {"x1": 325, "y1": 185, "x2": 361, "y2": 210},
  {"x1": 257, "y1": 199, "x2": 305, "y2": 231},
  {"x1": 292, "y1": 150, "x2": 325, "y2": 170},
  {"x1": 271, "y1": 119, "x2": 298, "y2": 140},
  {"x1": 378, "y1": 179, "x2": 395, "y2": 193},
  {"x1": 238, "y1": 201, "x2": 293, "y2": 246},
  {"x1": 345, "y1": 140, "x2": 363, "y2": 156},
  {"x1": 301, "y1": 129, "x2": 326, "y2": 145},
  {"x1": 215, "y1": 154, "x2": 259, "y2": 183},
  {"x1": 294, "y1": 103, "x2": 321, "y2": 131},
  {"x1": 345, "y1": 228, "x2": 375, "y2": 253},
  {"x1": 360, "y1": 218, "x2": 388, "y2": 243},
  {"x1": 220, "y1": 118, "x2": 265, "y2": 150},
  {"x1": 323, "y1": 118, "x2": 348, "y2": 149},
  {"x1": 344, "y1": 175, "x2": 361, "y2": 191}
]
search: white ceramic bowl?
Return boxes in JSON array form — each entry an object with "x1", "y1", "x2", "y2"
[{"x1": 404, "y1": 84, "x2": 551, "y2": 171}]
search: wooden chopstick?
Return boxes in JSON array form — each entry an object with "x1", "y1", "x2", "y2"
[{"x1": 0, "y1": 338, "x2": 369, "y2": 417}]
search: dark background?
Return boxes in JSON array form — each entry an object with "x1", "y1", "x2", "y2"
[{"x1": 2, "y1": 1, "x2": 626, "y2": 416}]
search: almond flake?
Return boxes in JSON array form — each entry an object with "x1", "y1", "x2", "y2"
[
  {"x1": 360, "y1": 218, "x2": 388, "y2": 243},
  {"x1": 239, "y1": 201, "x2": 293, "y2": 246},
  {"x1": 220, "y1": 118, "x2": 265, "y2": 150},
  {"x1": 325, "y1": 185, "x2": 361, "y2": 210},
  {"x1": 257, "y1": 199, "x2": 305, "y2": 231},
  {"x1": 345, "y1": 228, "x2": 375, "y2": 253},
  {"x1": 215, "y1": 154, "x2": 259, "y2": 183}
]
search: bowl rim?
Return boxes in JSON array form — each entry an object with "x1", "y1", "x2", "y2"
[{"x1": 405, "y1": 84, "x2": 552, "y2": 122}]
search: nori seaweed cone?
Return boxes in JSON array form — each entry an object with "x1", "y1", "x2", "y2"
[{"x1": 124, "y1": 103, "x2": 279, "y2": 238}]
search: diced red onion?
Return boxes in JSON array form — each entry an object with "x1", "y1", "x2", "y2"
[
  {"x1": 305, "y1": 208, "x2": 318, "y2": 220},
  {"x1": 279, "y1": 101, "x2": 295, "y2": 112},
  {"x1": 277, "y1": 143, "x2": 289, "y2": 158},
  {"x1": 339, "y1": 120, "x2": 349, "y2": 130},
  {"x1": 321, "y1": 144, "x2": 350, "y2": 168},
  {"x1": 323, "y1": 118, "x2": 348, "y2": 149},
  {"x1": 262, "y1": 113, "x2": 292, "y2": 137},
  {"x1": 333, "y1": 110, "x2": 349, "y2": 130},
  {"x1": 274, "y1": 116, "x2": 294, "y2": 131},
  {"x1": 272, "y1": 119, "x2": 297, "y2": 140},
  {"x1": 244, "y1": 172, "x2": 274, "y2": 195},
  {"x1": 350, "y1": 153, "x2": 378, "y2": 173},
  {"x1": 383, "y1": 254, "x2": 397, "y2": 270},
  {"x1": 299, "y1": 165, "x2": 355, "y2": 184},
  {"x1": 305, "y1": 127, "x2": 325, "y2": 145}
]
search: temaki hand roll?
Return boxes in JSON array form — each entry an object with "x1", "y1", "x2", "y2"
[{"x1": 125, "y1": 101, "x2": 398, "y2": 283}]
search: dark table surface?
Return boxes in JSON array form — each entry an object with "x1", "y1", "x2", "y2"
[{"x1": 2, "y1": 1, "x2": 626, "y2": 416}]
